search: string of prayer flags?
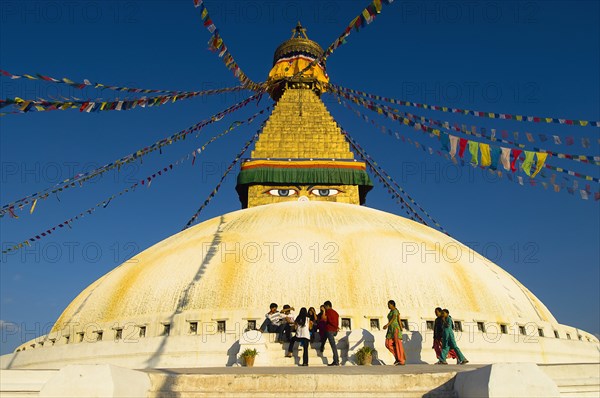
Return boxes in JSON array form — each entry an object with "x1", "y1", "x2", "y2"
[
  {"x1": 0, "y1": 95, "x2": 266, "y2": 218},
  {"x1": 344, "y1": 131, "x2": 429, "y2": 225},
  {"x1": 321, "y1": 0, "x2": 395, "y2": 63},
  {"x1": 340, "y1": 124, "x2": 450, "y2": 235},
  {"x1": 183, "y1": 129, "x2": 262, "y2": 229},
  {"x1": 337, "y1": 95, "x2": 599, "y2": 188},
  {"x1": 331, "y1": 83, "x2": 600, "y2": 128},
  {"x1": 1, "y1": 113, "x2": 268, "y2": 254},
  {"x1": 349, "y1": 106, "x2": 600, "y2": 201},
  {"x1": 330, "y1": 86, "x2": 600, "y2": 166},
  {"x1": 0, "y1": 69, "x2": 191, "y2": 95},
  {"x1": 193, "y1": 1, "x2": 260, "y2": 90},
  {"x1": 0, "y1": 86, "x2": 246, "y2": 115}
]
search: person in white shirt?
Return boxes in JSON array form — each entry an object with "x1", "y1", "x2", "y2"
[
  {"x1": 259, "y1": 303, "x2": 281, "y2": 333},
  {"x1": 285, "y1": 307, "x2": 311, "y2": 366}
]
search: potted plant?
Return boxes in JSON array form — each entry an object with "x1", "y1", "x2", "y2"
[
  {"x1": 240, "y1": 348, "x2": 258, "y2": 367},
  {"x1": 356, "y1": 346, "x2": 374, "y2": 366}
]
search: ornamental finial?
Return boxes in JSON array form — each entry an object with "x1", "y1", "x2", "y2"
[{"x1": 291, "y1": 21, "x2": 308, "y2": 39}]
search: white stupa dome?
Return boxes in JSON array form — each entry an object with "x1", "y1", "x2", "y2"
[
  {"x1": 52, "y1": 201, "x2": 556, "y2": 329},
  {"x1": 6, "y1": 201, "x2": 598, "y2": 369}
]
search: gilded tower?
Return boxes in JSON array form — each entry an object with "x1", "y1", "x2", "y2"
[{"x1": 236, "y1": 23, "x2": 373, "y2": 208}]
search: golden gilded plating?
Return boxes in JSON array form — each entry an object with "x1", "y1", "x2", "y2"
[{"x1": 251, "y1": 89, "x2": 351, "y2": 159}]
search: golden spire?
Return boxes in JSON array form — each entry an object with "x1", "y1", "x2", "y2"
[
  {"x1": 235, "y1": 25, "x2": 372, "y2": 208},
  {"x1": 267, "y1": 23, "x2": 328, "y2": 101}
]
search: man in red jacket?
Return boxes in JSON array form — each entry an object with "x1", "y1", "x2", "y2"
[{"x1": 319, "y1": 300, "x2": 340, "y2": 366}]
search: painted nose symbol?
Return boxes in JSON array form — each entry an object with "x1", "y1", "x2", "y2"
[{"x1": 298, "y1": 196, "x2": 309, "y2": 202}]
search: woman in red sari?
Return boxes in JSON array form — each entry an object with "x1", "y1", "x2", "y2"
[{"x1": 383, "y1": 300, "x2": 406, "y2": 365}]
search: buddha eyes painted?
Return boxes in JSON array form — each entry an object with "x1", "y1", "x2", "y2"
[
  {"x1": 265, "y1": 187, "x2": 341, "y2": 197},
  {"x1": 311, "y1": 189, "x2": 339, "y2": 197},
  {"x1": 268, "y1": 189, "x2": 297, "y2": 197}
]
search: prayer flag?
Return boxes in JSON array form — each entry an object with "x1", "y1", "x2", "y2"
[
  {"x1": 531, "y1": 152, "x2": 548, "y2": 178},
  {"x1": 458, "y1": 138, "x2": 468, "y2": 158},
  {"x1": 521, "y1": 150, "x2": 535, "y2": 176},
  {"x1": 479, "y1": 143, "x2": 492, "y2": 167},
  {"x1": 490, "y1": 146, "x2": 501, "y2": 171},
  {"x1": 500, "y1": 147, "x2": 511, "y2": 170},
  {"x1": 510, "y1": 149, "x2": 523, "y2": 172},
  {"x1": 440, "y1": 133, "x2": 450, "y2": 152},
  {"x1": 468, "y1": 141, "x2": 479, "y2": 166},
  {"x1": 449, "y1": 135, "x2": 459, "y2": 158}
]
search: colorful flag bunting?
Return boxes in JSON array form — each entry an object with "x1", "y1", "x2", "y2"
[{"x1": 331, "y1": 83, "x2": 600, "y2": 127}]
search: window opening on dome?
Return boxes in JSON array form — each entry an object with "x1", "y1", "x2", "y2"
[
  {"x1": 578, "y1": 335, "x2": 582, "y2": 341},
  {"x1": 566, "y1": 333, "x2": 571, "y2": 340},
  {"x1": 96, "y1": 331, "x2": 103, "y2": 341},
  {"x1": 139, "y1": 326, "x2": 146, "y2": 338},
  {"x1": 477, "y1": 322, "x2": 486, "y2": 333},
  {"x1": 538, "y1": 328, "x2": 544, "y2": 338},
  {"x1": 500, "y1": 324, "x2": 508, "y2": 334},
  {"x1": 426, "y1": 321, "x2": 434, "y2": 331},
  {"x1": 38, "y1": 341, "x2": 44, "y2": 347},
  {"x1": 77, "y1": 332, "x2": 84, "y2": 343},
  {"x1": 217, "y1": 321, "x2": 226, "y2": 333},
  {"x1": 519, "y1": 326, "x2": 526, "y2": 336},
  {"x1": 369, "y1": 319, "x2": 380, "y2": 331},
  {"x1": 30, "y1": 344, "x2": 35, "y2": 349},
  {"x1": 401, "y1": 319, "x2": 410, "y2": 331},
  {"x1": 554, "y1": 330, "x2": 559, "y2": 338},
  {"x1": 189, "y1": 322, "x2": 198, "y2": 335},
  {"x1": 162, "y1": 324, "x2": 171, "y2": 336},
  {"x1": 341, "y1": 318, "x2": 351, "y2": 330},
  {"x1": 49, "y1": 338, "x2": 56, "y2": 346},
  {"x1": 64, "y1": 335, "x2": 70, "y2": 344},
  {"x1": 245, "y1": 320, "x2": 257, "y2": 331},
  {"x1": 115, "y1": 328, "x2": 123, "y2": 341},
  {"x1": 452, "y1": 321, "x2": 462, "y2": 333}
]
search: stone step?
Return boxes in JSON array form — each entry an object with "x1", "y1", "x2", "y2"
[{"x1": 146, "y1": 369, "x2": 460, "y2": 398}]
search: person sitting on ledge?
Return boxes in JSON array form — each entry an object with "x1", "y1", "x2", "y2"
[
  {"x1": 259, "y1": 303, "x2": 282, "y2": 334},
  {"x1": 285, "y1": 307, "x2": 311, "y2": 366},
  {"x1": 277, "y1": 304, "x2": 296, "y2": 343}
]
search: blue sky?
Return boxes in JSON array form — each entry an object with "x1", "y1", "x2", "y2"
[{"x1": 0, "y1": 1, "x2": 598, "y2": 354}]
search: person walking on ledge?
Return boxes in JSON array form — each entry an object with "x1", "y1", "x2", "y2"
[
  {"x1": 433, "y1": 307, "x2": 457, "y2": 363},
  {"x1": 437, "y1": 309, "x2": 469, "y2": 365},
  {"x1": 383, "y1": 300, "x2": 406, "y2": 365},
  {"x1": 320, "y1": 300, "x2": 340, "y2": 366}
]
